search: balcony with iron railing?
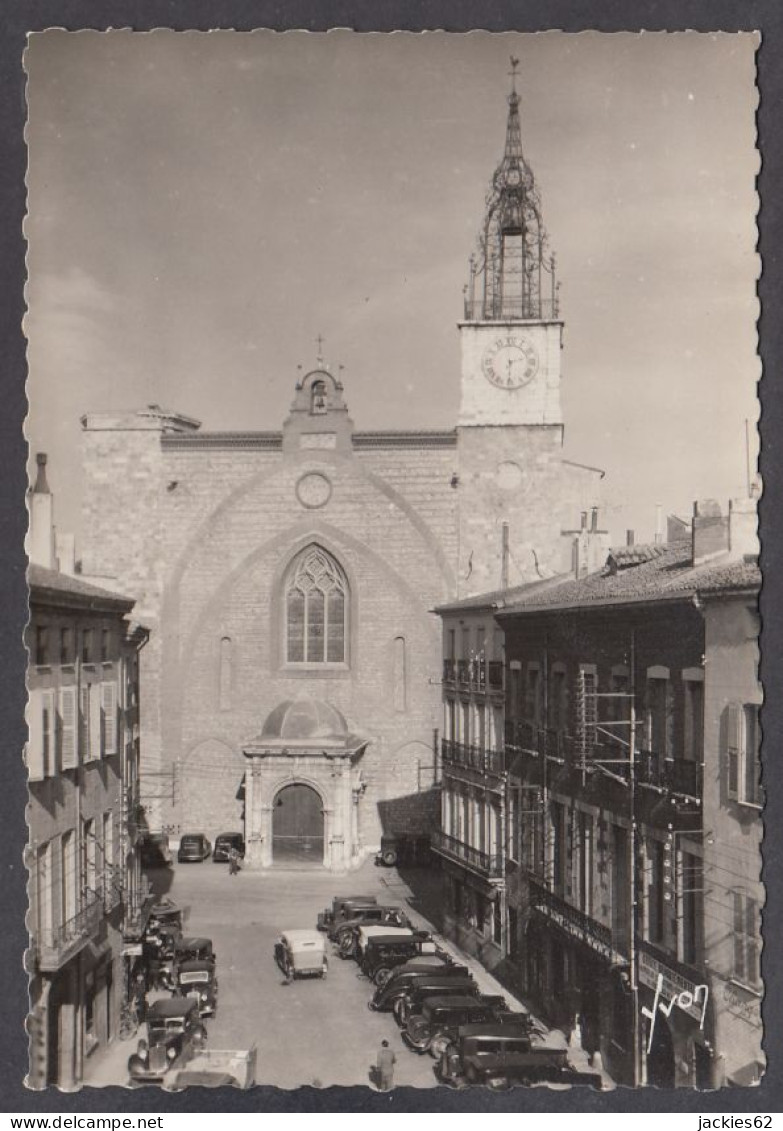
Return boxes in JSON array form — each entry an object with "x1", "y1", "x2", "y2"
[
  {"x1": 636, "y1": 751, "x2": 703, "y2": 800},
  {"x1": 431, "y1": 828, "x2": 503, "y2": 879},
  {"x1": 463, "y1": 297, "x2": 561, "y2": 322},
  {"x1": 441, "y1": 738, "x2": 505, "y2": 777},
  {"x1": 35, "y1": 891, "x2": 105, "y2": 972},
  {"x1": 443, "y1": 659, "x2": 456, "y2": 686},
  {"x1": 528, "y1": 877, "x2": 626, "y2": 964}
]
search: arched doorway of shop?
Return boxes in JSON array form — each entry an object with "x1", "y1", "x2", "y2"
[
  {"x1": 272, "y1": 783, "x2": 325, "y2": 865},
  {"x1": 646, "y1": 1012, "x2": 676, "y2": 1089}
]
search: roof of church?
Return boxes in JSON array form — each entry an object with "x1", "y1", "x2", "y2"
[
  {"x1": 161, "y1": 430, "x2": 458, "y2": 450},
  {"x1": 258, "y1": 697, "x2": 361, "y2": 746}
]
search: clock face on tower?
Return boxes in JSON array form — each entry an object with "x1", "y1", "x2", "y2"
[{"x1": 481, "y1": 335, "x2": 539, "y2": 389}]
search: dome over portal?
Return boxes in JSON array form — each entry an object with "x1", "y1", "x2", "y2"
[{"x1": 261, "y1": 697, "x2": 349, "y2": 742}]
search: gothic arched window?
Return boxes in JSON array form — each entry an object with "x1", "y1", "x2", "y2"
[{"x1": 285, "y1": 545, "x2": 347, "y2": 665}]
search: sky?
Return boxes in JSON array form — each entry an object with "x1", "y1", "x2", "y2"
[{"x1": 24, "y1": 30, "x2": 760, "y2": 547}]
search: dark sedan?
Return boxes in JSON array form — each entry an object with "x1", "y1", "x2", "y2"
[
  {"x1": 177, "y1": 834, "x2": 212, "y2": 863},
  {"x1": 212, "y1": 832, "x2": 245, "y2": 862}
]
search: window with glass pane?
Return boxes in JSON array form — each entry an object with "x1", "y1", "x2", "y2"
[{"x1": 285, "y1": 546, "x2": 348, "y2": 664}]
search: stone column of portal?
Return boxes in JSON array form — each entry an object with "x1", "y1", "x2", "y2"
[
  {"x1": 243, "y1": 762, "x2": 263, "y2": 869},
  {"x1": 260, "y1": 805, "x2": 274, "y2": 868}
]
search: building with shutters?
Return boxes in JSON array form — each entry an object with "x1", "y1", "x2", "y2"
[
  {"x1": 26, "y1": 455, "x2": 147, "y2": 1090},
  {"x1": 76, "y1": 69, "x2": 604, "y2": 868},
  {"x1": 493, "y1": 496, "x2": 761, "y2": 1089}
]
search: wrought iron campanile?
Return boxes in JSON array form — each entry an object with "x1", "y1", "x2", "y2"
[{"x1": 466, "y1": 58, "x2": 559, "y2": 322}]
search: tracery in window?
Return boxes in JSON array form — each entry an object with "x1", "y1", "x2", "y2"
[{"x1": 285, "y1": 545, "x2": 347, "y2": 664}]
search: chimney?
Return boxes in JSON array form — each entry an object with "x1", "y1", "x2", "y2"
[
  {"x1": 626, "y1": 529, "x2": 635, "y2": 547},
  {"x1": 654, "y1": 503, "x2": 663, "y2": 545},
  {"x1": 56, "y1": 532, "x2": 76, "y2": 576},
  {"x1": 692, "y1": 498, "x2": 729, "y2": 566},
  {"x1": 572, "y1": 507, "x2": 611, "y2": 579},
  {"x1": 728, "y1": 496, "x2": 759, "y2": 559},
  {"x1": 28, "y1": 453, "x2": 56, "y2": 569}
]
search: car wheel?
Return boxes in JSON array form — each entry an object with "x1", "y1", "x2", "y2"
[
  {"x1": 373, "y1": 966, "x2": 392, "y2": 987},
  {"x1": 337, "y1": 933, "x2": 355, "y2": 959},
  {"x1": 405, "y1": 1022, "x2": 431, "y2": 1053},
  {"x1": 382, "y1": 848, "x2": 398, "y2": 867},
  {"x1": 392, "y1": 997, "x2": 409, "y2": 1025}
]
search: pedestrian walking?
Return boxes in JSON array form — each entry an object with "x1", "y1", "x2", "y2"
[
  {"x1": 376, "y1": 1039, "x2": 396, "y2": 1092},
  {"x1": 228, "y1": 846, "x2": 240, "y2": 876}
]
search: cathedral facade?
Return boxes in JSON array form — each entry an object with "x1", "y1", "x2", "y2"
[{"x1": 79, "y1": 77, "x2": 604, "y2": 869}]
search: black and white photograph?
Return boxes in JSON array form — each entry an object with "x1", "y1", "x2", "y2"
[{"x1": 22, "y1": 30, "x2": 762, "y2": 1094}]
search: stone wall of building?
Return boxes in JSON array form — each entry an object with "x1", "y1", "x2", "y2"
[{"x1": 456, "y1": 425, "x2": 601, "y2": 597}]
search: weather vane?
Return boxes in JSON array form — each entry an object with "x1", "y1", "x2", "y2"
[{"x1": 509, "y1": 55, "x2": 520, "y2": 92}]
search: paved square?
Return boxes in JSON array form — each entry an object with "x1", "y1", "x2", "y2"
[{"x1": 148, "y1": 860, "x2": 445, "y2": 1091}]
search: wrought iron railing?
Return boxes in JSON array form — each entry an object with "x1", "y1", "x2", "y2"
[
  {"x1": 463, "y1": 297, "x2": 560, "y2": 322},
  {"x1": 35, "y1": 892, "x2": 104, "y2": 971},
  {"x1": 505, "y1": 718, "x2": 541, "y2": 756},
  {"x1": 637, "y1": 752, "x2": 702, "y2": 799},
  {"x1": 457, "y1": 660, "x2": 470, "y2": 686},
  {"x1": 432, "y1": 828, "x2": 503, "y2": 878},
  {"x1": 441, "y1": 739, "x2": 504, "y2": 776},
  {"x1": 528, "y1": 878, "x2": 624, "y2": 961}
]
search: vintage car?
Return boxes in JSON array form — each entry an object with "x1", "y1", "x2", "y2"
[
  {"x1": 403, "y1": 995, "x2": 516, "y2": 1055},
  {"x1": 174, "y1": 936, "x2": 216, "y2": 968},
  {"x1": 148, "y1": 899, "x2": 183, "y2": 934},
  {"x1": 374, "y1": 835, "x2": 431, "y2": 868},
  {"x1": 316, "y1": 895, "x2": 378, "y2": 934},
  {"x1": 339, "y1": 921, "x2": 424, "y2": 961},
  {"x1": 176, "y1": 959, "x2": 218, "y2": 1018},
  {"x1": 359, "y1": 932, "x2": 441, "y2": 986},
  {"x1": 127, "y1": 997, "x2": 207, "y2": 1084},
  {"x1": 212, "y1": 832, "x2": 245, "y2": 863},
  {"x1": 178, "y1": 833, "x2": 212, "y2": 863},
  {"x1": 393, "y1": 978, "x2": 485, "y2": 1026},
  {"x1": 274, "y1": 930, "x2": 328, "y2": 981},
  {"x1": 164, "y1": 1046, "x2": 257, "y2": 1091},
  {"x1": 330, "y1": 905, "x2": 412, "y2": 948},
  {"x1": 435, "y1": 1025, "x2": 603, "y2": 1091},
  {"x1": 369, "y1": 962, "x2": 471, "y2": 1012}
]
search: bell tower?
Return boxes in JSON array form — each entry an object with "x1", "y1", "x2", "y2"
[
  {"x1": 456, "y1": 61, "x2": 575, "y2": 597},
  {"x1": 459, "y1": 58, "x2": 563, "y2": 428}
]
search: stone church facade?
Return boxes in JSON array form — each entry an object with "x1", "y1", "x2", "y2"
[{"x1": 79, "y1": 75, "x2": 605, "y2": 869}]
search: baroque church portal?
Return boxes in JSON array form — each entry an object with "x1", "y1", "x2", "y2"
[{"x1": 79, "y1": 71, "x2": 606, "y2": 869}]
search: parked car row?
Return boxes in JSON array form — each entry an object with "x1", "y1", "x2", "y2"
[
  {"x1": 318, "y1": 892, "x2": 603, "y2": 1091},
  {"x1": 129, "y1": 903, "x2": 221, "y2": 1085},
  {"x1": 177, "y1": 831, "x2": 245, "y2": 864}
]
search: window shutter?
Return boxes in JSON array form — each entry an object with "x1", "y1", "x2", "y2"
[
  {"x1": 90, "y1": 684, "x2": 103, "y2": 760},
  {"x1": 665, "y1": 679, "x2": 675, "y2": 759},
  {"x1": 727, "y1": 702, "x2": 741, "y2": 800},
  {"x1": 732, "y1": 892, "x2": 745, "y2": 982},
  {"x1": 42, "y1": 690, "x2": 55, "y2": 776},
  {"x1": 101, "y1": 682, "x2": 118, "y2": 755},
  {"x1": 27, "y1": 689, "x2": 44, "y2": 781},
  {"x1": 60, "y1": 686, "x2": 78, "y2": 769}
]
